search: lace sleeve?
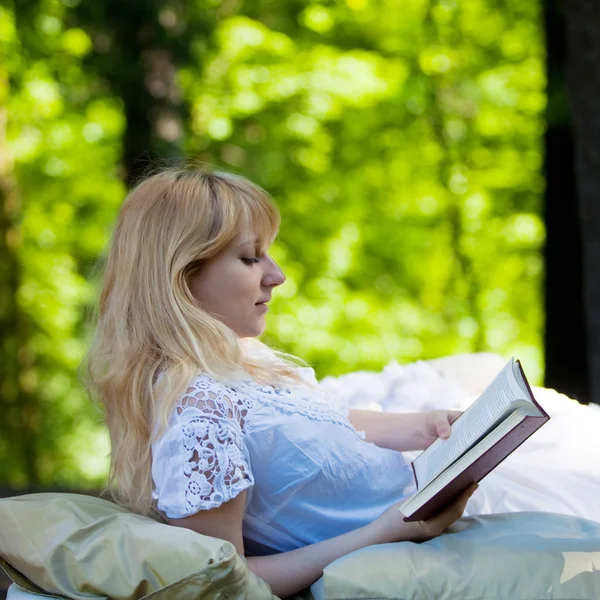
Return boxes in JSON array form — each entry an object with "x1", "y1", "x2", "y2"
[{"x1": 152, "y1": 376, "x2": 254, "y2": 519}]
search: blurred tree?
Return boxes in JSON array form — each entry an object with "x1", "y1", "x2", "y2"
[
  {"x1": 0, "y1": 0, "x2": 125, "y2": 487},
  {"x1": 0, "y1": 0, "x2": 216, "y2": 488},
  {"x1": 0, "y1": 1, "x2": 45, "y2": 484},
  {"x1": 0, "y1": 11, "x2": 36, "y2": 481},
  {"x1": 563, "y1": 0, "x2": 600, "y2": 405},
  {"x1": 182, "y1": 0, "x2": 546, "y2": 381},
  {"x1": 1, "y1": 0, "x2": 552, "y2": 488},
  {"x1": 543, "y1": 0, "x2": 588, "y2": 403},
  {"x1": 71, "y1": 1, "x2": 213, "y2": 186}
]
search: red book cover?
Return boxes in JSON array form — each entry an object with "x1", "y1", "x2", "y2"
[
  {"x1": 403, "y1": 413, "x2": 548, "y2": 521},
  {"x1": 402, "y1": 359, "x2": 549, "y2": 522}
]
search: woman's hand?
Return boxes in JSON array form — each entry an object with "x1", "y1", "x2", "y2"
[
  {"x1": 421, "y1": 409, "x2": 463, "y2": 448},
  {"x1": 348, "y1": 409, "x2": 463, "y2": 452},
  {"x1": 369, "y1": 483, "x2": 477, "y2": 545}
]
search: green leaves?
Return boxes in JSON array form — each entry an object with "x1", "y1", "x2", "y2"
[
  {"x1": 1, "y1": 0, "x2": 546, "y2": 487},
  {"x1": 190, "y1": 0, "x2": 545, "y2": 382}
]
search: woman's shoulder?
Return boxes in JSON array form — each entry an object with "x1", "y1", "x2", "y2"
[
  {"x1": 173, "y1": 372, "x2": 256, "y2": 422},
  {"x1": 182, "y1": 371, "x2": 250, "y2": 397},
  {"x1": 167, "y1": 366, "x2": 332, "y2": 429}
]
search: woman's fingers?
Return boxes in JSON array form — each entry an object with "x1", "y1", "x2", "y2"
[
  {"x1": 422, "y1": 483, "x2": 478, "y2": 534},
  {"x1": 447, "y1": 410, "x2": 463, "y2": 424},
  {"x1": 435, "y1": 415, "x2": 452, "y2": 439},
  {"x1": 446, "y1": 483, "x2": 478, "y2": 514},
  {"x1": 435, "y1": 410, "x2": 463, "y2": 440},
  {"x1": 452, "y1": 482, "x2": 478, "y2": 513}
]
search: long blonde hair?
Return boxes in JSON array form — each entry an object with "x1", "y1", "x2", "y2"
[{"x1": 87, "y1": 168, "x2": 306, "y2": 515}]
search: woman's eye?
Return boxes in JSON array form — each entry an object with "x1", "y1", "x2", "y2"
[{"x1": 241, "y1": 257, "x2": 260, "y2": 265}]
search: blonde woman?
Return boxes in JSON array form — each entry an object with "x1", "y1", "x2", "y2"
[{"x1": 87, "y1": 168, "x2": 479, "y2": 597}]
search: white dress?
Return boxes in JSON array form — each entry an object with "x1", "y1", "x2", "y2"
[
  {"x1": 152, "y1": 361, "x2": 600, "y2": 556},
  {"x1": 151, "y1": 368, "x2": 416, "y2": 555}
]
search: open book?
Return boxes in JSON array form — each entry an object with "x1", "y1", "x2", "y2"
[{"x1": 400, "y1": 358, "x2": 549, "y2": 522}]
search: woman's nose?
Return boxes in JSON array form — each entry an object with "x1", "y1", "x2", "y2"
[{"x1": 263, "y1": 258, "x2": 286, "y2": 287}]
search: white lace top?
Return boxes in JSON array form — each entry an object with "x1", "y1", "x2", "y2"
[
  {"x1": 153, "y1": 359, "x2": 600, "y2": 553},
  {"x1": 151, "y1": 366, "x2": 417, "y2": 554}
]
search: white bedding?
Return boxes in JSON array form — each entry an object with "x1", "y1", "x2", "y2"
[{"x1": 320, "y1": 358, "x2": 600, "y2": 524}]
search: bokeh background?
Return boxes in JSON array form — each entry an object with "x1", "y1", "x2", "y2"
[{"x1": 1, "y1": 0, "x2": 598, "y2": 493}]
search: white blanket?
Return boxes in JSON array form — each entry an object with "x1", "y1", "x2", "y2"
[{"x1": 320, "y1": 359, "x2": 600, "y2": 524}]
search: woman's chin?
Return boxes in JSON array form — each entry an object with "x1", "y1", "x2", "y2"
[{"x1": 237, "y1": 321, "x2": 266, "y2": 338}]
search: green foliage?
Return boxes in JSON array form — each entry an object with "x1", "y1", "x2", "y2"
[
  {"x1": 1, "y1": 0, "x2": 545, "y2": 487},
  {"x1": 1, "y1": 0, "x2": 123, "y2": 486},
  {"x1": 185, "y1": 0, "x2": 545, "y2": 380}
]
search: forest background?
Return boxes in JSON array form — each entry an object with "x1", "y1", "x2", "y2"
[{"x1": 1, "y1": 0, "x2": 598, "y2": 491}]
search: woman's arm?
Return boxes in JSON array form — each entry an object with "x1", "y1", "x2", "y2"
[
  {"x1": 246, "y1": 520, "x2": 386, "y2": 597},
  {"x1": 170, "y1": 490, "x2": 385, "y2": 597},
  {"x1": 169, "y1": 486, "x2": 476, "y2": 599},
  {"x1": 347, "y1": 409, "x2": 461, "y2": 452},
  {"x1": 346, "y1": 353, "x2": 507, "y2": 451}
]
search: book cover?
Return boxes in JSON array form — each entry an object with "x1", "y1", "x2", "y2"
[{"x1": 402, "y1": 359, "x2": 550, "y2": 522}]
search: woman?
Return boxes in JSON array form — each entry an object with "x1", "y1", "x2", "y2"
[{"x1": 88, "y1": 168, "x2": 597, "y2": 598}]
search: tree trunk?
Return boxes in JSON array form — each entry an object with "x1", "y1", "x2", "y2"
[
  {"x1": 543, "y1": 0, "x2": 589, "y2": 403},
  {"x1": 0, "y1": 104, "x2": 40, "y2": 484},
  {"x1": 74, "y1": 1, "x2": 194, "y2": 187},
  {"x1": 564, "y1": 0, "x2": 600, "y2": 405}
]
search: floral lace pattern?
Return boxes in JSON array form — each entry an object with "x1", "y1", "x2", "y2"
[
  {"x1": 233, "y1": 377, "x2": 365, "y2": 439},
  {"x1": 165, "y1": 372, "x2": 367, "y2": 515},
  {"x1": 176, "y1": 377, "x2": 254, "y2": 512}
]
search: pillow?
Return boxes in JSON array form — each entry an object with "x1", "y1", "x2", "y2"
[
  {"x1": 0, "y1": 493, "x2": 277, "y2": 600},
  {"x1": 311, "y1": 512, "x2": 600, "y2": 600},
  {"x1": 6, "y1": 583, "x2": 60, "y2": 599}
]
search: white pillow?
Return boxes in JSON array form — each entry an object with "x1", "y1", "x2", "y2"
[
  {"x1": 7, "y1": 584, "x2": 56, "y2": 599},
  {"x1": 311, "y1": 512, "x2": 600, "y2": 600}
]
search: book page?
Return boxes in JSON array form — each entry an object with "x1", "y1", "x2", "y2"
[{"x1": 413, "y1": 358, "x2": 531, "y2": 488}]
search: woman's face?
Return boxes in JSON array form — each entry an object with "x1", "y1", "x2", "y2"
[{"x1": 188, "y1": 229, "x2": 286, "y2": 337}]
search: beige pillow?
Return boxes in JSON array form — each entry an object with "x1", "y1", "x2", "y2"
[
  {"x1": 0, "y1": 493, "x2": 276, "y2": 600},
  {"x1": 311, "y1": 512, "x2": 600, "y2": 600}
]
